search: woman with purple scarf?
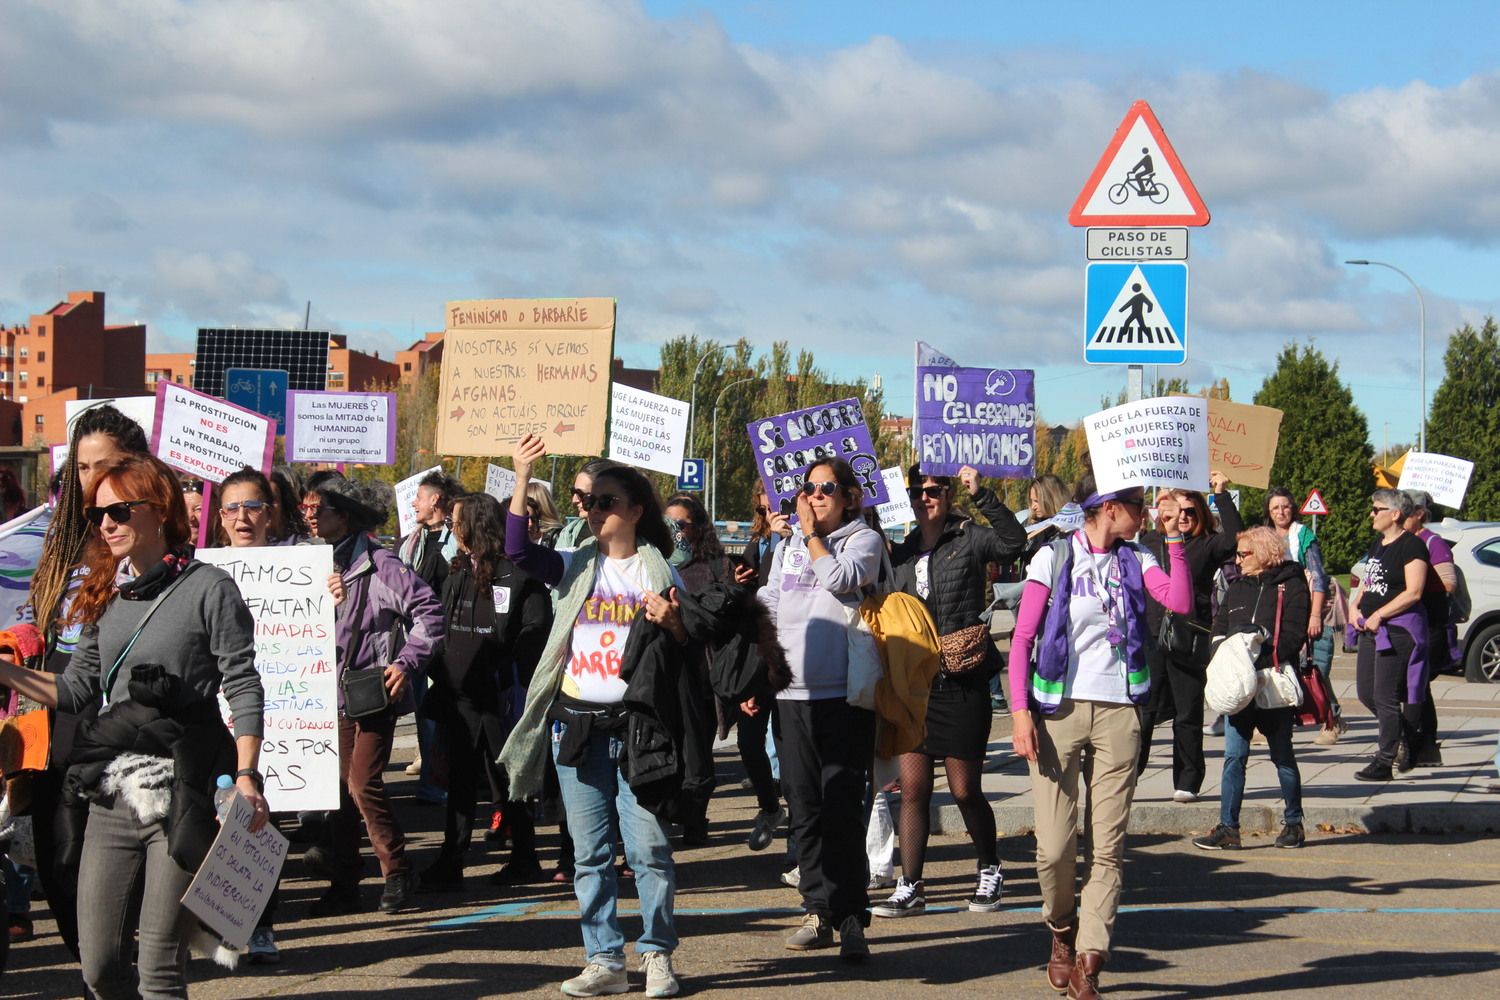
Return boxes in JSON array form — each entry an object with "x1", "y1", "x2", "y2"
[
  {"x1": 1008, "y1": 474, "x2": 1192, "y2": 999},
  {"x1": 1349, "y1": 488, "x2": 1431, "y2": 782}
]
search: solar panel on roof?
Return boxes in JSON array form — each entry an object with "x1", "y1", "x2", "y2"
[{"x1": 194, "y1": 329, "x2": 329, "y2": 399}]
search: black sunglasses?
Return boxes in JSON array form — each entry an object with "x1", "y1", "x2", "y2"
[
  {"x1": 580, "y1": 492, "x2": 626, "y2": 512},
  {"x1": 801, "y1": 481, "x2": 840, "y2": 497},
  {"x1": 754, "y1": 504, "x2": 769, "y2": 515},
  {"x1": 85, "y1": 499, "x2": 152, "y2": 527},
  {"x1": 908, "y1": 485, "x2": 947, "y2": 500}
]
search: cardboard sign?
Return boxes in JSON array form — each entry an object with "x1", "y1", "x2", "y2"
[
  {"x1": 181, "y1": 792, "x2": 290, "y2": 950},
  {"x1": 1083, "y1": 397, "x2": 1208, "y2": 493},
  {"x1": 746, "y1": 397, "x2": 886, "y2": 517},
  {"x1": 150, "y1": 382, "x2": 275, "y2": 484},
  {"x1": 1203, "y1": 398, "x2": 1281, "y2": 489},
  {"x1": 608, "y1": 383, "x2": 690, "y2": 476},
  {"x1": 65, "y1": 396, "x2": 157, "y2": 439},
  {"x1": 436, "y1": 297, "x2": 615, "y2": 457},
  {"x1": 1398, "y1": 452, "x2": 1475, "y2": 510},
  {"x1": 198, "y1": 545, "x2": 339, "y2": 812},
  {"x1": 284, "y1": 391, "x2": 397, "y2": 465},
  {"x1": 875, "y1": 466, "x2": 916, "y2": 529},
  {"x1": 395, "y1": 465, "x2": 443, "y2": 539},
  {"x1": 915, "y1": 366, "x2": 1035, "y2": 478}
]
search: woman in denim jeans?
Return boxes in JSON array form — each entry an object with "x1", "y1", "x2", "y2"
[
  {"x1": 499, "y1": 434, "x2": 688, "y2": 999},
  {"x1": 1193, "y1": 526, "x2": 1310, "y2": 852}
]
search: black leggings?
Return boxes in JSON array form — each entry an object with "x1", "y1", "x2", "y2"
[{"x1": 897, "y1": 752, "x2": 996, "y2": 881}]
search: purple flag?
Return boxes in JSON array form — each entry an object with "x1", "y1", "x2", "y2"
[
  {"x1": 915, "y1": 367, "x2": 1035, "y2": 478},
  {"x1": 746, "y1": 397, "x2": 886, "y2": 517}
]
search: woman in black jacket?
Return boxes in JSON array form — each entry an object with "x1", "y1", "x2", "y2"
[
  {"x1": 1138, "y1": 471, "x2": 1243, "y2": 802},
  {"x1": 419, "y1": 493, "x2": 552, "y2": 891},
  {"x1": 1193, "y1": 526, "x2": 1309, "y2": 851},
  {"x1": 873, "y1": 465, "x2": 1025, "y2": 920}
]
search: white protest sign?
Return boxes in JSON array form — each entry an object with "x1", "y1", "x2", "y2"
[
  {"x1": 395, "y1": 465, "x2": 443, "y2": 538},
  {"x1": 1398, "y1": 452, "x2": 1475, "y2": 510},
  {"x1": 876, "y1": 467, "x2": 915, "y2": 529},
  {"x1": 66, "y1": 395, "x2": 157, "y2": 439},
  {"x1": 198, "y1": 545, "x2": 339, "y2": 812},
  {"x1": 181, "y1": 793, "x2": 290, "y2": 950},
  {"x1": 1083, "y1": 397, "x2": 1208, "y2": 494},
  {"x1": 485, "y1": 463, "x2": 517, "y2": 501},
  {"x1": 608, "y1": 383, "x2": 690, "y2": 477},
  {"x1": 150, "y1": 382, "x2": 275, "y2": 484},
  {"x1": 284, "y1": 391, "x2": 397, "y2": 465},
  {"x1": 50, "y1": 443, "x2": 68, "y2": 474}
]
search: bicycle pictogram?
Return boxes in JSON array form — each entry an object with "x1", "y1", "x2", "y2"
[{"x1": 1108, "y1": 147, "x2": 1170, "y2": 205}]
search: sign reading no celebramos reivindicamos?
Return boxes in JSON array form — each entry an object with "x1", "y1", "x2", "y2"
[
  {"x1": 181, "y1": 792, "x2": 290, "y2": 950},
  {"x1": 151, "y1": 382, "x2": 276, "y2": 484},
  {"x1": 395, "y1": 465, "x2": 443, "y2": 539},
  {"x1": 198, "y1": 545, "x2": 339, "y2": 813},
  {"x1": 915, "y1": 366, "x2": 1036, "y2": 478},
  {"x1": 1398, "y1": 452, "x2": 1476, "y2": 510},
  {"x1": 436, "y1": 297, "x2": 615, "y2": 458},
  {"x1": 747, "y1": 398, "x2": 886, "y2": 517},
  {"x1": 284, "y1": 391, "x2": 397, "y2": 465},
  {"x1": 608, "y1": 383, "x2": 690, "y2": 477},
  {"x1": 1083, "y1": 397, "x2": 1209, "y2": 494}
]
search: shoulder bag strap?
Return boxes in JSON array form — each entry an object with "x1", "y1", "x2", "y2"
[
  {"x1": 343, "y1": 561, "x2": 373, "y2": 672},
  {"x1": 102, "y1": 562, "x2": 202, "y2": 700},
  {"x1": 1271, "y1": 583, "x2": 1285, "y2": 665}
]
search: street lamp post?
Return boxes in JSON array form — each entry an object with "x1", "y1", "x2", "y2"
[
  {"x1": 686, "y1": 345, "x2": 719, "y2": 467},
  {"x1": 710, "y1": 376, "x2": 756, "y2": 522},
  {"x1": 1346, "y1": 258, "x2": 1428, "y2": 451}
]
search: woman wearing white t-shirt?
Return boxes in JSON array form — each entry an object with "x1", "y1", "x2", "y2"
[
  {"x1": 1008, "y1": 474, "x2": 1191, "y2": 999},
  {"x1": 498, "y1": 434, "x2": 688, "y2": 999}
]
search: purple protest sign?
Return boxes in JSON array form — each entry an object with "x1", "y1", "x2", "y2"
[
  {"x1": 746, "y1": 397, "x2": 886, "y2": 517},
  {"x1": 915, "y1": 367, "x2": 1036, "y2": 478}
]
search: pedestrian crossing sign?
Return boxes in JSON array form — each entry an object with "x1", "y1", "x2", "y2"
[{"x1": 1084, "y1": 262, "x2": 1188, "y2": 365}]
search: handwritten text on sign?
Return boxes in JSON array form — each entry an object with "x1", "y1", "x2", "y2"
[
  {"x1": 436, "y1": 298, "x2": 615, "y2": 457},
  {"x1": 150, "y1": 382, "x2": 275, "y2": 484},
  {"x1": 284, "y1": 391, "x2": 397, "y2": 465},
  {"x1": 1202, "y1": 398, "x2": 1281, "y2": 489},
  {"x1": 199, "y1": 546, "x2": 339, "y2": 813},
  {"x1": 916, "y1": 366, "x2": 1035, "y2": 478},
  {"x1": 1398, "y1": 452, "x2": 1475, "y2": 510},
  {"x1": 747, "y1": 398, "x2": 886, "y2": 518},
  {"x1": 181, "y1": 793, "x2": 290, "y2": 950},
  {"x1": 876, "y1": 467, "x2": 916, "y2": 529},
  {"x1": 1083, "y1": 397, "x2": 1208, "y2": 494},
  {"x1": 609, "y1": 383, "x2": 690, "y2": 476},
  {"x1": 395, "y1": 465, "x2": 443, "y2": 539}
]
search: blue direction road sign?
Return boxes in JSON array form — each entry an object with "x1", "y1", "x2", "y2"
[
  {"x1": 225, "y1": 367, "x2": 290, "y2": 434},
  {"x1": 1084, "y1": 262, "x2": 1188, "y2": 365},
  {"x1": 678, "y1": 458, "x2": 706, "y2": 492}
]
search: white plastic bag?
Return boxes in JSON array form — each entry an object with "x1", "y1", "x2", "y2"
[
  {"x1": 1254, "y1": 660, "x2": 1304, "y2": 710},
  {"x1": 845, "y1": 601, "x2": 882, "y2": 710},
  {"x1": 1205, "y1": 630, "x2": 1261, "y2": 716}
]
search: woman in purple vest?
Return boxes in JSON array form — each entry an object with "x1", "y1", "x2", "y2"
[{"x1": 1008, "y1": 473, "x2": 1191, "y2": 999}]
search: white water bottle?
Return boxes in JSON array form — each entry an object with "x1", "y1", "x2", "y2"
[{"x1": 213, "y1": 774, "x2": 235, "y2": 822}]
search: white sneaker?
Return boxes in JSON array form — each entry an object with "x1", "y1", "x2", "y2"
[
  {"x1": 560, "y1": 960, "x2": 627, "y2": 997},
  {"x1": 867, "y1": 872, "x2": 897, "y2": 891},
  {"x1": 641, "y1": 951, "x2": 680, "y2": 998},
  {"x1": 969, "y1": 864, "x2": 1004, "y2": 912},
  {"x1": 871, "y1": 876, "x2": 925, "y2": 918},
  {"x1": 1172, "y1": 789, "x2": 1198, "y2": 803},
  {"x1": 781, "y1": 866, "x2": 800, "y2": 888},
  {"x1": 246, "y1": 926, "x2": 280, "y2": 964},
  {"x1": 404, "y1": 754, "x2": 422, "y2": 777}
]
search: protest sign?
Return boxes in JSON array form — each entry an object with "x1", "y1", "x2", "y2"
[
  {"x1": 198, "y1": 545, "x2": 339, "y2": 812},
  {"x1": 747, "y1": 397, "x2": 886, "y2": 516},
  {"x1": 1202, "y1": 397, "x2": 1281, "y2": 489},
  {"x1": 876, "y1": 467, "x2": 916, "y2": 529},
  {"x1": 436, "y1": 297, "x2": 615, "y2": 457},
  {"x1": 0, "y1": 506, "x2": 50, "y2": 636},
  {"x1": 284, "y1": 390, "x2": 396, "y2": 465},
  {"x1": 150, "y1": 382, "x2": 275, "y2": 484},
  {"x1": 1083, "y1": 397, "x2": 1208, "y2": 494},
  {"x1": 50, "y1": 443, "x2": 67, "y2": 474},
  {"x1": 915, "y1": 366, "x2": 1035, "y2": 478},
  {"x1": 483, "y1": 463, "x2": 550, "y2": 503},
  {"x1": 1398, "y1": 452, "x2": 1475, "y2": 509},
  {"x1": 181, "y1": 792, "x2": 290, "y2": 950},
  {"x1": 395, "y1": 465, "x2": 443, "y2": 538},
  {"x1": 65, "y1": 395, "x2": 156, "y2": 439},
  {"x1": 608, "y1": 383, "x2": 690, "y2": 476}
]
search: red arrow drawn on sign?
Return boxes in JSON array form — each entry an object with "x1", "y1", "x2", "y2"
[
  {"x1": 554, "y1": 421, "x2": 575, "y2": 435},
  {"x1": 450, "y1": 406, "x2": 466, "y2": 420}
]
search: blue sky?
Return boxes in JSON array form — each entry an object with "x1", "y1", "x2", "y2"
[{"x1": 3, "y1": 0, "x2": 1499, "y2": 452}]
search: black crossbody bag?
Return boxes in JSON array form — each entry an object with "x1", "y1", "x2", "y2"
[{"x1": 338, "y1": 572, "x2": 390, "y2": 719}]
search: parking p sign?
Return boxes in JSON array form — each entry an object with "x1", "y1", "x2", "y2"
[{"x1": 678, "y1": 458, "x2": 706, "y2": 492}]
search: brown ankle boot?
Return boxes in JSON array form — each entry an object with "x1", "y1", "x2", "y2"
[
  {"x1": 1046, "y1": 923, "x2": 1077, "y2": 992},
  {"x1": 1067, "y1": 950, "x2": 1104, "y2": 999}
]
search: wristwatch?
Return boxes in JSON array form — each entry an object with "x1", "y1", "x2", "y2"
[{"x1": 234, "y1": 768, "x2": 266, "y2": 792}]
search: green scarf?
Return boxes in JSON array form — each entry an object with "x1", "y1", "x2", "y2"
[{"x1": 497, "y1": 537, "x2": 674, "y2": 799}]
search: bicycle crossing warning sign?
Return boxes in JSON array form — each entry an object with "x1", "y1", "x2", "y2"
[
  {"x1": 1069, "y1": 100, "x2": 1210, "y2": 227},
  {"x1": 1084, "y1": 263, "x2": 1188, "y2": 365}
]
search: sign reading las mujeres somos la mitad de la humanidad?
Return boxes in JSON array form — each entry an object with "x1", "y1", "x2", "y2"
[
  {"x1": 436, "y1": 298, "x2": 615, "y2": 458},
  {"x1": 283, "y1": 390, "x2": 396, "y2": 465}
]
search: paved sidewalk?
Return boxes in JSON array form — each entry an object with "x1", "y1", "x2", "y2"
[{"x1": 933, "y1": 670, "x2": 1500, "y2": 837}]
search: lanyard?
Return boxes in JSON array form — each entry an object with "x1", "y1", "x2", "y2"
[{"x1": 1075, "y1": 534, "x2": 1125, "y2": 652}]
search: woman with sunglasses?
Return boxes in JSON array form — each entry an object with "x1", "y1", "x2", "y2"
[
  {"x1": 1009, "y1": 473, "x2": 1191, "y2": 998},
  {"x1": 871, "y1": 466, "x2": 1025, "y2": 921},
  {"x1": 1264, "y1": 486, "x2": 1343, "y2": 742},
  {"x1": 1193, "y1": 526, "x2": 1311, "y2": 851},
  {"x1": 0, "y1": 454, "x2": 267, "y2": 998},
  {"x1": 754, "y1": 458, "x2": 886, "y2": 960},
  {"x1": 1349, "y1": 489, "x2": 1432, "y2": 782},
  {"x1": 556, "y1": 457, "x2": 625, "y2": 550},
  {"x1": 499, "y1": 434, "x2": 688, "y2": 999},
  {"x1": 1137, "y1": 472, "x2": 1242, "y2": 804}
]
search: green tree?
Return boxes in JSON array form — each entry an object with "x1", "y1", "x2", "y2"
[
  {"x1": 1427, "y1": 317, "x2": 1500, "y2": 520},
  {"x1": 1248, "y1": 344, "x2": 1375, "y2": 571}
]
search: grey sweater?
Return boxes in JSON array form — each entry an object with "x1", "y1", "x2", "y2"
[{"x1": 55, "y1": 563, "x2": 264, "y2": 739}]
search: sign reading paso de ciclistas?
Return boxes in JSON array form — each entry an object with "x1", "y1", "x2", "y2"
[
  {"x1": 747, "y1": 398, "x2": 887, "y2": 516},
  {"x1": 915, "y1": 366, "x2": 1035, "y2": 478}
]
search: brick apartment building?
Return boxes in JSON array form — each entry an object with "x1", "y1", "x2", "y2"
[{"x1": 396, "y1": 331, "x2": 444, "y2": 386}]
